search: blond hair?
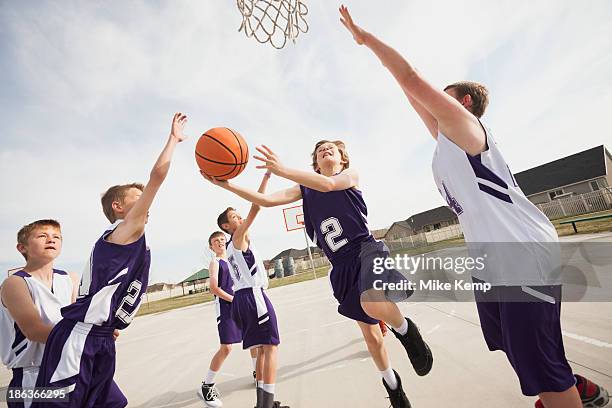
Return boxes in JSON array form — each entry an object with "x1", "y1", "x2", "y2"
[
  {"x1": 17, "y1": 219, "x2": 61, "y2": 260},
  {"x1": 101, "y1": 183, "x2": 144, "y2": 223}
]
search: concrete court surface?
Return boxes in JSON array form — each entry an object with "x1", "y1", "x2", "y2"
[{"x1": 1, "y1": 233, "x2": 611, "y2": 407}]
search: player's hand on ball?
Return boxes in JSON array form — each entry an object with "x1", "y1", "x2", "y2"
[
  {"x1": 254, "y1": 145, "x2": 286, "y2": 176},
  {"x1": 339, "y1": 5, "x2": 367, "y2": 45},
  {"x1": 170, "y1": 112, "x2": 188, "y2": 143},
  {"x1": 200, "y1": 170, "x2": 228, "y2": 188}
]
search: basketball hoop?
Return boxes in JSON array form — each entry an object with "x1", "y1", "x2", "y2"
[
  {"x1": 236, "y1": 0, "x2": 309, "y2": 49},
  {"x1": 282, "y1": 205, "x2": 317, "y2": 278},
  {"x1": 283, "y1": 205, "x2": 305, "y2": 231}
]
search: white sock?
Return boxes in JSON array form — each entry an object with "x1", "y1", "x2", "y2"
[
  {"x1": 252, "y1": 357, "x2": 257, "y2": 371},
  {"x1": 393, "y1": 319, "x2": 408, "y2": 336},
  {"x1": 204, "y1": 369, "x2": 217, "y2": 385},
  {"x1": 262, "y1": 383, "x2": 275, "y2": 394},
  {"x1": 257, "y1": 381, "x2": 264, "y2": 389},
  {"x1": 381, "y1": 367, "x2": 398, "y2": 390}
]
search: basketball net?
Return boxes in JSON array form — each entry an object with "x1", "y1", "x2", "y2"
[{"x1": 236, "y1": 0, "x2": 309, "y2": 49}]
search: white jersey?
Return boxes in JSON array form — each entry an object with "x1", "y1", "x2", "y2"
[
  {"x1": 226, "y1": 239, "x2": 269, "y2": 291},
  {"x1": 432, "y1": 122, "x2": 561, "y2": 286},
  {"x1": 0, "y1": 269, "x2": 73, "y2": 369}
]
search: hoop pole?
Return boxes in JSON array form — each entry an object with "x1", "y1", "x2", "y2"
[{"x1": 303, "y1": 226, "x2": 317, "y2": 279}]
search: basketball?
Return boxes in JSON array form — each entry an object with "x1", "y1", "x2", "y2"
[{"x1": 195, "y1": 127, "x2": 249, "y2": 180}]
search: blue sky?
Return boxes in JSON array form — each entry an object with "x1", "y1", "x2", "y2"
[{"x1": 1, "y1": 1, "x2": 611, "y2": 285}]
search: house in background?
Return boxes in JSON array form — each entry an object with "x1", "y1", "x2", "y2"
[
  {"x1": 385, "y1": 206, "x2": 458, "y2": 240},
  {"x1": 514, "y1": 145, "x2": 611, "y2": 205}
]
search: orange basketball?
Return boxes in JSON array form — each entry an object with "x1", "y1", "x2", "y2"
[{"x1": 195, "y1": 127, "x2": 249, "y2": 180}]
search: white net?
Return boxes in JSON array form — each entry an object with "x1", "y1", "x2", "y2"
[{"x1": 236, "y1": 0, "x2": 309, "y2": 49}]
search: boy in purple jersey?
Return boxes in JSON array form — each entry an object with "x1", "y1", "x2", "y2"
[
  {"x1": 205, "y1": 171, "x2": 289, "y2": 408},
  {"x1": 337, "y1": 5, "x2": 609, "y2": 408},
  {"x1": 206, "y1": 142, "x2": 432, "y2": 408},
  {"x1": 32, "y1": 113, "x2": 187, "y2": 408},
  {"x1": 199, "y1": 231, "x2": 259, "y2": 407}
]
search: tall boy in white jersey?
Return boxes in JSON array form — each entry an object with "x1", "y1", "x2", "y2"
[
  {"x1": 1, "y1": 220, "x2": 77, "y2": 408},
  {"x1": 32, "y1": 113, "x2": 187, "y2": 408},
  {"x1": 206, "y1": 171, "x2": 289, "y2": 408},
  {"x1": 338, "y1": 6, "x2": 609, "y2": 408}
]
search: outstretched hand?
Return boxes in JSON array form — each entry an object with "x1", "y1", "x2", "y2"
[
  {"x1": 254, "y1": 145, "x2": 286, "y2": 176},
  {"x1": 339, "y1": 5, "x2": 367, "y2": 45},
  {"x1": 170, "y1": 112, "x2": 188, "y2": 142},
  {"x1": 200, "y1": 170, "x2": 229, "y2": 188}
]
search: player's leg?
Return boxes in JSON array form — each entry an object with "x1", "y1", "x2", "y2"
[
  {"x1": 199, "y1": 344, "x2": 232, "y2": 407},
  {"x1": 250, "y1": 347, "x2": 258, "y2": 387},
  {"x1": 92, "y1": 380, "x2": 127, "y2": 408},
  {"x1": 360, "y1": 291, "x2": 433, "y2": 377},
  {"x1": 357, "y1": 321, "x2": 411, "y2": 408},
  {"x1": 538, "y1": 387, "x2": 581, "y2": 408},
  {"x1": 497, "y1": 287, "x2": 582, "y2": 407},
  {"x1": 254, "y1": 346, "x2": 265, "y2": 388},
  {"x1": 535, "y1": 375, "x2": 610, "y2": 408}
]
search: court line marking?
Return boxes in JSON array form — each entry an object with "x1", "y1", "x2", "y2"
[{"x1": 562, "y1": 331, "x2": 612, "y2": 348}]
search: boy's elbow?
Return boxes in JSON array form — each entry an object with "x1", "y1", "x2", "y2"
[{"x1": 322, "y1": 180, "x2": 335, "y2": 192}]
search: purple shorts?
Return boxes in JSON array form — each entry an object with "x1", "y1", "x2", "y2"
[
  {"x1": 232, "y1": 287, "x2": 280, "y2": 349},
  {"x1": 474, "y1": 280, "x2": 576, "y2": 396},
  {"x1": 215, "y1": 299, "x2": 242, "y2": 345},
  {"x1": 32, "y1": 319, "x2": 127, "y2": 408},
  {"x1": 329, "y1": 239, "x2": 404, "y2": 325}
]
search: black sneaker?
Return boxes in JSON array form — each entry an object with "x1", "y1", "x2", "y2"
[
  {"x1": 198, "y1": 383, "x2": 223, "y2": 407},
  {"x1": 262, "y1": 390, "x2": 290, "y2": 408},
  {"x1": 383, "y1": 370, "x2": 411, "y2": 408},
  {"x1": 391, "y1": 317, "x2": 433, "y2": 376},
  {"x1": 253, "y1": 370, "x2": 257, "y2": 387}
]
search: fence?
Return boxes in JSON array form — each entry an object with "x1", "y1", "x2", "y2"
[
  {"x1": 536, "y1": 187, "x2": 612, "y2": 220},
  {"x1": 384, "y1": 223, "x2": 463, "y2": 252}
]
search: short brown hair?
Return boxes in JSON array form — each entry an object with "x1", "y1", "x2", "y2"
[
  {"x1": 17, "y1": 219, "x2": 61, "y2": 260},
  {"x1": 444, "y1": 81, "x2": 489, "y2": 118},
  {"x1": 208, "y1": 231, "x2": 226, "y2": 246},
  {"x1": 101, "y1": 183, "x2": 144, "y2": 223},
  {"x1": 217, "y1": 207, "x2": 235, "y2": 234},
  {"x1": 311, "y1": 140, "x2": 350, "y2": 173}
]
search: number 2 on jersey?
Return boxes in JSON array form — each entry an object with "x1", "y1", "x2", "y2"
[
  {"x1": 321, "y1": 217, "x2": 348, "y2": 252},
  {"x1": 116, "y1": 280, "x2": 142, "y2": 324}
]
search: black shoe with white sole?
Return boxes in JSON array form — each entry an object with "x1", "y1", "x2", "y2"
[{"x1": 198, "y1": 383, "x2": 223, "y2": 407}]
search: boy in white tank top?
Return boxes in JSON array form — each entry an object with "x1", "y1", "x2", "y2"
[
  {"x1": 0, "y1": 220, "x2": 122, "y2": 408},
  {"x1": 339, "y1": 6, "x2": 608, "y2": 408}
]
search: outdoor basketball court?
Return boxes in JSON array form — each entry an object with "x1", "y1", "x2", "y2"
[{"x1": 2, "y1": 233, "x2": 609, "y2": 407}]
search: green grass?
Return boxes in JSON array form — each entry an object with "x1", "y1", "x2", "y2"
[{"x1": 137, "y1": 265, "x2": 330, "y2": 317}]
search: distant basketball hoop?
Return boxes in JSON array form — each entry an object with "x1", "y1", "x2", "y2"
[
  {"x1": 283, "y1": 204, "x2": 305, "y2": 232},
  {"x1": 282, "y1": 204, "x2": 316, "y2": 278}
]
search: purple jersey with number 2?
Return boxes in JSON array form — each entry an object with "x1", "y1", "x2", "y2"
[
  {"x1": 61, "y1": 221, "x2": 151, "y2": 330},
  {"x1": 300, "y1": 184, "x2": 371, "y2": 262}
]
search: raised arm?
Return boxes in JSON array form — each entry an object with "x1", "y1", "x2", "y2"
[
  {"x1": 232, "y1": 172, "x2": 271, "y2": 248},
  {"x1": 339, "y1": 5, "x2": 485, "y2": 155},
  {"x1": 109, "y1": 113, "x2": 188, "y2": 245},
  {"x1": 209, "y1": 259, "x2": 233, "y2": 302},
  {"x1": 254, "y1": 145, "x2": 359, "y2": 192},
  {"x1": 1, "y1": 277, "x2": 53, "y2": 343}
]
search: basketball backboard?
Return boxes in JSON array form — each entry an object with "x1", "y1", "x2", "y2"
[{"x1": 283, "y1": 205, "x2": 304, "y2": 232}]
